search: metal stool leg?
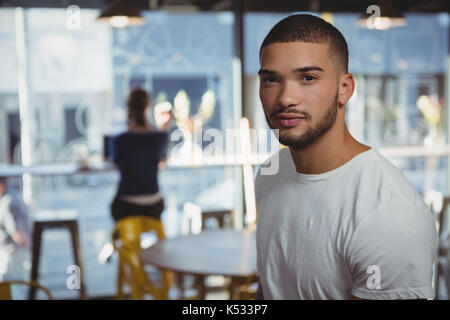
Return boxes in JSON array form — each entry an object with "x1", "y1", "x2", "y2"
[
  {"x1": 68, "y1": 221, "x2": 87, "y2": 299},
  {"x1": 29, "y1": 222, "x2": 43, "y2": 300}
]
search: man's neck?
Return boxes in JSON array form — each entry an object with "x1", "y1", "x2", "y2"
[{"x1": 289, "y1": 126, "x2": 370, "y2": 175}]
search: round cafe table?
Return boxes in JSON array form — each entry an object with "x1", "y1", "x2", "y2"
[{"x1": 139, "y1": 228, "x2": 257, "y2": 299}]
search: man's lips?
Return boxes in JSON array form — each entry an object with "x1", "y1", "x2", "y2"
[{"x1": 275, "y1": 113, "x2": 307, "y2": 128}]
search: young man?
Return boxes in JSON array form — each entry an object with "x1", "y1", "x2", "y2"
[{"x1": 255, "y1": 14, "x2": 438, "y2": 300}]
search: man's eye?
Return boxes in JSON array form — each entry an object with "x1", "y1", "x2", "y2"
[
  {"x1": 302, "y1": 75, "x2": 316, "y2": 82},
  {"x1": 263, "y1": 76, "x2": 277, "y2": 83}
]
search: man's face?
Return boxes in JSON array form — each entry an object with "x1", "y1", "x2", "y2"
[{"x1": 259, "y1": 42, "x2": 341, "y2": 150}]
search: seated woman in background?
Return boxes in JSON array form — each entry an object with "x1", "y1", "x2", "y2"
[{"x1": 111, "y1": 87, "x2": 173, "y2": 222}]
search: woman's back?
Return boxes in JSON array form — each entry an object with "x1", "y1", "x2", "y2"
[
  {"x1": 110, "y1": 87, "x2": 173, "y2": 222},
  {"x1": 113, "y1": 130, "x2": 168, "y2": 196}
]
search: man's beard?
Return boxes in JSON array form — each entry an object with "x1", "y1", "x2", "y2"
[{"x1": 265, "y1": 93, "x2": 339, "y2": 150}]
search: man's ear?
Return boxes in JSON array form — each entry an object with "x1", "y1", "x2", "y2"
[{"x1": 338, "y1": 73, "x2": 355, "y2": 106}]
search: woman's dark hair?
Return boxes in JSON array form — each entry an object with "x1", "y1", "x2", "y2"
[{"x1": 127, "y1": 87, "x2": 150, "y2": 127}]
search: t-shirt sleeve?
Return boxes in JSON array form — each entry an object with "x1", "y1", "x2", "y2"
[{"x1": 346, "y1": 198, "x2": 438, "y2": 300}]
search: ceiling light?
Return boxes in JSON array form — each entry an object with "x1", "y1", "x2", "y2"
[{"x1": 97, "y1": 0, "x2": 145, "y2": 28}]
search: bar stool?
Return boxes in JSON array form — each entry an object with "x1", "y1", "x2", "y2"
[{"x1": 28, "y1": 209, "x2": 86, "y2": 300}]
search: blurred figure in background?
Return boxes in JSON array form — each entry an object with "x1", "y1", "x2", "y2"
[
  {"x1": 0, "y1": 177, "x2": 30, "y2": 281},
  {"x1": 110, "y1": 88, "x2": 174, "y2": 222}
]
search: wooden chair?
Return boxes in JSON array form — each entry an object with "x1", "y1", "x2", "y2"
[
  {"x1": 0, "y1": 280, "x2": 53, "y2": 300},
  {"x1": 111, "y1": 216, "x2": 173, "y2": 300},
  {"x1": 228, "y1": 273, "x2": 259, "y2": 300}
]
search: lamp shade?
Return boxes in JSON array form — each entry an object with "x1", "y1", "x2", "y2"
[{"x1": 97, "y1": 0, "x2": 146, "y2": 28}]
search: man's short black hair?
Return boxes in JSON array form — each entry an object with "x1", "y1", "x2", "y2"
[{"x1": 260, "y1": 14, "x2": 349, "y2": 74}]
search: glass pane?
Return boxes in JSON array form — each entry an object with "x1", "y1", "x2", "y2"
[{"x1": 0, "y1": 8, "x2": 237, "y2": 298}]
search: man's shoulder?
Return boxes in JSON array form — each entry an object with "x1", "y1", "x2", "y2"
[
  {"x1": 256, "y1": 147, "x2": 291, "y2": 175},
  {"x1": 255, "y1": 148, "x2": 294, "y2": 185},
  {"x1": 349, "y1": 148, "x2": 427, "y2": 221},
  {"x1": 254, "y1": 148, "x2": 295, "y2": 205},
  {"x1": 358, "y1": 149, "x2": 420, "y2": 198}
]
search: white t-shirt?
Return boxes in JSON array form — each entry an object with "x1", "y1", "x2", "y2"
[{"x1": 255, "y1": 147, "x2": 438, "y2": 300}]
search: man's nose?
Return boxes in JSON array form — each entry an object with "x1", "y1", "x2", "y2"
[{"x1": 278, "y1": 81, "x2": 301, "y2": 108}]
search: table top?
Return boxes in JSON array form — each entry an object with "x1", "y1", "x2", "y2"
[
  {"x1": 0, "y1": 162, "x2": 116, "y2": 177},
  {"x1": 139, "y1": 229, "x2": 257, "y2": 278},
  {"x1": 0, "y1": 158, "x2": 255, "y2": 177}
]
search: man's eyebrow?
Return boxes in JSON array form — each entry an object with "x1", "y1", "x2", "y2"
[
  {"x1": 294, "y1": 66, "x2": 325, "y2": 73},
  {"x1": 257, "y1": 66, "x2": 325, "y2": 75},
  {"x1": 257, "y1": 69, "x2": 276, "y2": 75}
]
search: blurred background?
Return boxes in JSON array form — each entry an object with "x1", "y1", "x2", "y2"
[{"x1": 0, "y1": 0, "x2": 449, "y2": 299}]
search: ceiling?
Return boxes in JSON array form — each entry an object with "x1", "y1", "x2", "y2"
[{"x1": 1, "y1": 0, "x2": 449, "y2": 13}]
